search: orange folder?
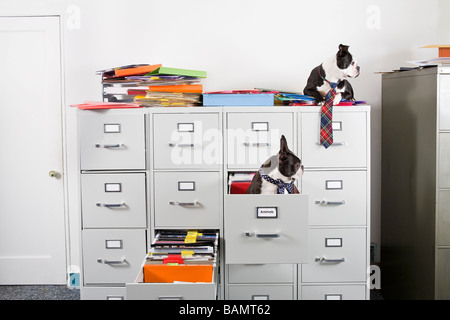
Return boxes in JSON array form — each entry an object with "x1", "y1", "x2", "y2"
[
  {"x1": 147, "y1": 84, "x2": 203, "y2": 93},
  {"x1": 114, "y1": 64, "x2": 162, "y2": 77},
  {"x1": 143, "y1": 264, "x2": 213, "y2": 283}
]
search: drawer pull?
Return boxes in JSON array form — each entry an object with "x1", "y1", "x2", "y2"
[
  {"x1": 96, "y1": 202, "x2": 126, "y2": 208},
  {"x1": 244, "y1": 232, "x2": 280, "y2": 238},
  {"x1": 256, "y1": 233, "x2": 280, "y2": 238},
  {"x1": 243, "y1": 142, "x2": 271, "y2": 147},
  {"x1": 315, "y1": 141, "x2": 345, "y2": 146},
  {"x1": 95, "y1": 143, "x2": 124, "y2": 148},
  {"x1": 169, "y1": 201, "x2": 201, "y2": 207},
  {"x1": 97, "y1": 258, "x2": 127, "y2": 265},
  {"x1": 315, "y1": 257, "x2": 345, "y2": 264},
  {"x1": 169, "y1": 142, "x2": 194, "y2": 148},
  {"x1": 158, "y1": 296, "x2": 183, "y2": 300},
  {"x1": 315, "y1": 200, "x2": 346, "y2": 205}
]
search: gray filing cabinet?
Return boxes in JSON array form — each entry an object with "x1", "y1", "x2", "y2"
[
  {"x1": 381, "y1": 66, "x2": 450, "y2": 299},
  {"x1": 77, "y1": 105, "x2": 371, "y2": 300}
]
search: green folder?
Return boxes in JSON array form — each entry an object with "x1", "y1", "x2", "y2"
[{"x1": 145, "y1": 67, "x2": 207, "y2": 78}]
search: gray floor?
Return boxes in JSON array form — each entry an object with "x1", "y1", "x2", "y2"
[
  {"x1": 0, "y1": 285, "x2": 383, "y2": 300},
  {"x1": 0, "y1": 285, "x2": 80, "y2": 300}
]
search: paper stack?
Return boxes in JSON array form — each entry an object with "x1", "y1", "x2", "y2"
[
  {"x1": 97, "y1": 64, "x2": 207, "y2": 106},
  {"x1": 97, "y1": 64, "x2": 162, "y2": 102},
  {"x1": 133, "y1": 66, "x2": 206, "y2": 107}
]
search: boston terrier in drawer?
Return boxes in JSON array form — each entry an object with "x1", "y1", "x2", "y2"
[
  {"x1": 247, "y1": 135, "x2": 303, "y2": 194},
  {"x1": 303, "y1": 44, "x2": 360, "y2": 105}
]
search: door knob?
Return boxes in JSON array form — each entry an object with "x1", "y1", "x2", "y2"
[{"x1": 49, "y1": 170, "x2": 58, "y2": 178}]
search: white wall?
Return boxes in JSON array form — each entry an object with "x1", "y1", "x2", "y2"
[{"x1": 2, "y1": 0, "x2": 449, "y2": 267}]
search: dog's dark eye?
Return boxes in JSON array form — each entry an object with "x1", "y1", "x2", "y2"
[{"x1": 351, "y1": 61, "x2": 355, "y2": 66}]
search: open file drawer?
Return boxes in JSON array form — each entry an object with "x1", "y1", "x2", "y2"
[
  {"x1": 126, "y1": 231, "x2": 219, "y2": 300},
  {"x1": 224, "y1": 194, "x2": 308, "y2": 264}
]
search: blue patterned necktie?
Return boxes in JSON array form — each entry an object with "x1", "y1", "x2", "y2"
[{"x1": 259, "y1": 168, "x2": 295, "y2": 194}]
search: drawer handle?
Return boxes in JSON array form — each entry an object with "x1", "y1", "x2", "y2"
[
  {"x1": 96, "y1": 202, "x2": 126, "y2": 208},
  {"x1": 244, "y1": 232, "x2": 280, "y2": 238},
  {"x1": 95, "y1": 143, "x2": 124, "y2": 148},
  {"x1": 169, "y1": 142, "x2": 194, "y2": 148},
  {"x1": 315, "y1": 200, "x2": 346, "y2": 205},
  {"x1": 315, "y1": 141, "x2": 345, "y2": 146},
  {"x1": 169, "y1": 201, "x2": 201, "y2": 207},
  {"x1": 158, "y1": 296, "x2": 184, "y2": 300},
  {"x1": 315, "y1": 257, "x2": 345, "y2": 264},
  {"x1": 97, "y1": 258, "x2": 127, "y2": 265},
  {"x1": 243, "y1": 142, "x2": 271, "y2": 147}
]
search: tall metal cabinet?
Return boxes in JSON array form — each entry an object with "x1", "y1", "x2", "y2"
[{"x1": 381, "y1": 66, "x2": 450, "y2": 299}]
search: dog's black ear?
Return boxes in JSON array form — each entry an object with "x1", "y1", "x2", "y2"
[
  {"x1": 279, "y1": 135, "x2": 289, "y2": 160},
  {"x1": 339, "y1": 44, "x2": 349, "y2": 52}
]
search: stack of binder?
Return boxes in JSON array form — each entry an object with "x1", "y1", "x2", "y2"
[
  {"x1": 97, "y1": 64, "x2": 162, "y2": 103},
  {"x1": 97, "y1": 64, "x2": 207, "y2": 106},
  {"x1": 144, "y1": 230, "x2": 218, "y2": 283},
  {"x1": 133, "y1": 66, "x2": 206, "y2": 107}
]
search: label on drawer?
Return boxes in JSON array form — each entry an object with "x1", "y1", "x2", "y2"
[
  {"x1": 256, "y1": 207, "x2": 278, "y2": 218},
  {"x1": 105, "y1": 183, "x2": 121, "y2": 192},
  {"x1": 104, "y1": 123, "x2": 121, "y2": 133},
  {"x1": 325, "y1": 238, "x2": 343, "y2": 247}
]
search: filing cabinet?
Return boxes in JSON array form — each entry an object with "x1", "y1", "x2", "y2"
[
  {"x1": 77, "y1": 105, "x2": 370, "y2": 300},
  {"x1": 382, "y1": 66, "x2": 450, "y2": 299}
]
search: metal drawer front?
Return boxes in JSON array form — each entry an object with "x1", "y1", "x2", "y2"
[
  {"x1": 226, "y1": 112, "x2": 294, "y2": 169},
  {"x1": 82, "y1": 229, "x2": 146, "y2": 285},
  {"x1": 302, "y1": 171, "x2": 367, "y2": 226},
  {"x1": 154, "y1": 171, "x2": 221, "y2": 228},
  {"x1": 227, "y1": 264, "x2": 295, "y2": 284},
  {"x1": 439, "y1": 133, "x2": 450, "y2": 188},
  {"x1": 301, "y1": 284, "x2": 366, "y2": 300},
  {"x1": 79, "y1": 112, "x2": 145, "y2": 170},
  {"x1": 126, "y1": 255, "x2": 218, "y2": 300},
  {"x1": 302, "y1": 228, "x2": 367, "y2": 283},
  {"x1": 224, "y1": 194, "x2": 308, "y2": 264},
  {"x1": 300, "y1": 112, "x2": 367, "y2": 168},
  {"x1": 152, "y1": 113, "x2": 220, "y2": 170},
  {"x1": 81, "y1": 173, "x2": 147, "y2": 228},
  {"x1": 227, "y1": 285, "x2": 294, "y2": 300}
]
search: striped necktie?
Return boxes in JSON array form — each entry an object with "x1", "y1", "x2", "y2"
[{"x1": 320, "y1": 82, "x2": 337, "y2": 149}]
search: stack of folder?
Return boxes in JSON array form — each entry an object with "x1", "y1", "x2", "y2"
[
  {"x1": 203, "y1": 89, "x2": 276, "y2": 106},
  {"x1": 144, "y1": 230, "x2": 217, "y2": 283},
  {"x1": 133, "y1": 66, "x2": 206, "y2": 107},
  {"x1": 97, "y1": 64, "x2": 207, "y2": 106},
  {"x1": 97, "y1": 64, "x2": 162, "y2": 103}
]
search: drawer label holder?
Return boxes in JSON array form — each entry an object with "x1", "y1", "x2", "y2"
[{"x1": 256, "y1": 206, "x2": 278, "y2": 218}]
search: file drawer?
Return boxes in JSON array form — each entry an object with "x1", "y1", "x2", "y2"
[
  {"x1": 300, "y1": 111, "x2": 367, "y2": 168},
  {"x1": 302, "y1": 228, "x2": 367, "y2": 283},
  {"x1": 79, "y1": 111, "x2": 145, "y2": 170},
  {"x1": 126, "y1": 266, "x2": 218, "y2": 300},
  {"x1": 439, "y1": 74, "x2": 450, "y2": 130},
  {"x1": 302, "y1": 170, "x2": 367, "y2": 226},
  {"x1": 81, "y1": 173, "x2": 147, "y2": 228},
  {"x1": 227, "y1": 285, "x2": 294, "y2": 300},
  {"x1": 81, "y1": 287, "x2": 126, "y2": 300},
  {"x1": 301, "y1": 284, "x2": 366, "y2": 300},
  {"x1": 438, "y1": 133, "x2": 450, "y2": 188},
  {"x1": 154, "y1": 171, "x2": 221, "y2": 228},
  {"x1": 152, "y1": 113, "x2": 220, "y2": 170},
  {"x1": 82, "y1": 229, "x2": 146, "y2": 285},
  {"x1": 126, "y1": 232, "x2": 219, "y2": 300},
  {"x1": 224, "y1": 194, "x2": 308, "y2": 264},
  {"x1": 227, "y1": 264, "x2": 295, "y2": 284},
  {"x1": 226, "y1": 112, "x2": 294, "y2": 169}
]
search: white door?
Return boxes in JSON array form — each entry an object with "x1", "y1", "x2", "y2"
[{"x1": 0, "y1": 16, "x2": 66, "y2": 284}]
